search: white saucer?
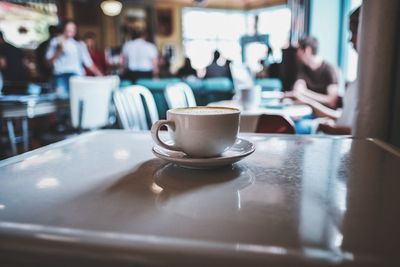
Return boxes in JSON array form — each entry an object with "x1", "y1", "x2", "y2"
[{"x1": 152, "y1": 138, "x2": 255, "y2": 169}]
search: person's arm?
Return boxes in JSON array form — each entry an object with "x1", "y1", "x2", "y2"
[
  {"x1": 87, "y1": 64, "x2": 103, "y2": 76},
  {"x1": 46, "y1": 38, "x2": 63, "y2": 67},
  {"x1": 293, "y1": 80, "x2": 339, "y2": 109},
  {"x1": 293, "y1": 81, "x2": 340, "y2": 119},
  {"x1": 152, "y1": 57, "x2": 159, "y2": 78},
  {"x1": 293, "y1": 86, "x2": 341, "y2": 120},
  {"x1": 80, "y1": 41, "x2": 103, "y2": 76},
  {"x1": 300, "y1": 84, "x2": 339, "y2": 108}
]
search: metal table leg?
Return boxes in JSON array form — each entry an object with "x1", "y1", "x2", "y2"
[
  {"x1": 22, "y1": 117, "x2": 29, "y2": 152},
  {"x1": 6, "y1": 119, "x2": 17, "y2": 155}
]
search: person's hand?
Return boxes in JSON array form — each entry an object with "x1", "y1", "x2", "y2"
[
  {"x1": 283, "y1": 91, "x2": 295, "y2": 99},
  {"x1": 316, "y1": 118, "x2": 336, "y2": 133}
]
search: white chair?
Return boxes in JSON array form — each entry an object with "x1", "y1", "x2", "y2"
[
  {"x1": 69, "y1": 76, "x2": 120, "y2": 130},
  {"x1": 165, "y1": 82, "x2": 196, "y2": 109},
  {"x1": 113, "y1": 85, "x2": 159, "y2": 130}
]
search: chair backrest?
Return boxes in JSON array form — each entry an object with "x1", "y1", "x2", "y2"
[
  {"x1": 255, "y1": 114, "x2": 295, "y2": 134},
  {"x1": 165, "y1": 82, "x2": 196, "y2": 109},
  {"x1": 69, "y1": 75, "x2": 120, "y2": 130},
  {"x1": 113, "y1": 85, "x2": 159, "y2": 130}
]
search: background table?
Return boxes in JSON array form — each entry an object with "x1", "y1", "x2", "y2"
[
  {"x1": 0, "y1": 130, "x2": 399, "y2": 266},
  {"x1": 209, "y1": 99, "x2": 312, "y2": 132},
  {"x1": 0, "y1": 94, "x2": 68, "y2": 154}
]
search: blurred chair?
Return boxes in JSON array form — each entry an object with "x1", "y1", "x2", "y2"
[
  {"x1": 70, "y1": 76, "x2": 119, "y2": 130},
  {"x1": 165, "y1": 82, "x2": 196, "y2": 109},
  {"x1": 255, "y1": 78, "x2": 282, "y2": 91},
  {"x1": 255, "y1": 114, "x2": 295, "y2": 134},
  {"x1": 113, "y1": 85, "x2": 159, "y2": 130}
]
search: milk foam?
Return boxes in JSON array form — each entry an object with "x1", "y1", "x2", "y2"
[{"x1": 172, "y1": 107, "x2": 238, "y2": 115}]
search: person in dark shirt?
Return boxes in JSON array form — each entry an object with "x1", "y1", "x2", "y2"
[
  {"x1": 205, "y1": 50, "x2": 232, "y2": 79},
  {"x1": 177, "y1": 57, "x2": 197, "y2": 78},
  {"x1": 291, "y1": 36, "x2": 339, "y2": 109},
  {"x1": 36, "y1": 25, "x2": 59, "y2": 82},
  {"x1": 0, "y1": 31, "x2": 28, "y2": 94}
]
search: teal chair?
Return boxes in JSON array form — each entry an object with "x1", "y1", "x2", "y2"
[
  {"x1": 201, "y1": 78, "x2": 234, "y2": 105},
  {"x1": 255, "y1": 78, "x2": 282, "y2": 91},
  {"x1": 120, "y1": 80, "x2": 132, "y2": 88},
  {"x1": 136, "y1": 78, "x2": 181, "y2": 119},
  {"x1": 136, "y1": 78, "x2": 181, "y2": 90}
]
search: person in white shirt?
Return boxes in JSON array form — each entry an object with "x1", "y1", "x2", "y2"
[
  {"x1": 121, "y1": 29, "x2": 158, "y2": 84},
  {"x1": 46, "y1": 20, "x2": 102, "y2": 97}
]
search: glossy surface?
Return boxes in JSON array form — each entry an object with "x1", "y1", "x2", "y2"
[
  {"x1": 152, "y1": 137, "x2": 255, "y2": 169},
  {"x1": 0, "y1": 130, "x2": 399, "y2": 266}
]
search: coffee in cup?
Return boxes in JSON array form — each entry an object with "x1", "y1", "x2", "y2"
[{"x1": 151, "y1": 106, "x2": 240, "y2": 157}]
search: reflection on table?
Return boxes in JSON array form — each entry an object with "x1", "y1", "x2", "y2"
[{"x1": 0, "y1": 130, "x2": 399, "y2": 266}]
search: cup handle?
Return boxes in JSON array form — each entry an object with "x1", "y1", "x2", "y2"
[{"x1": 151, "y1": 120, "x2": 181, "y2": 151}]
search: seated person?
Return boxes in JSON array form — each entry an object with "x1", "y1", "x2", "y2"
[
  {"x1": 293, "y1": 7, "x2": 360, "y2": 135},
  {"x1": 256, "y1": 59, "x2": 269, "y2": 79},
  {"x1": 204, "y1": 50, "x2": 232, "y2": 79},
  {"x1": 177, "y1": 57, "x2": 197, "y2": 78},
  {"x1": 290, "y1": 36, "x2": 340, "y2": 109}
]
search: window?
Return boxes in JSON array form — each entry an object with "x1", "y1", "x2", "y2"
[
  {"x1": 256, "y1": 6, "x2": 291, "y2": 62},
  {"x1": 182, "y1": 6, "x2": 291, "y2": 72},
  {"x1": 0, "y1": 2, "x2": 58, "y2": 49},
  {"x1": 182, "y1": 8, "x2": 246, "y2": 69}
]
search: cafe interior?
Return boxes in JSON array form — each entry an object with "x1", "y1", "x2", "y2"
[{"x1": 0, "y1": 0, "x2": 400, "y2": 266}]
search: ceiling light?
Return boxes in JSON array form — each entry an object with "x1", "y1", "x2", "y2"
[{"x1": 101, "y1": 0, "x2": 122, "y2": 17}]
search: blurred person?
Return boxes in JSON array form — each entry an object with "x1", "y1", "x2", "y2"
[
  {"x1": 158, "y1": 54, "x2": 172, "y2": 78},
  {"x1": 256, "y1": 59, "x2": 269, "y2": 78},
  {"x1": 121, "y1": 28, "x2": 158, "y2": 84},
  {"x1": 46, "y1": 20, "x2": 103, "y2": 97},
  {"x1": 105, "y1": 46, "x2": 123, "y2": 75},
  {"x1": 294, "y1": 7, "x2": 360, "y2": 135},
  {"x1": 291, "y1": 36, "x2": 340, "y2": 109},
  {"x1": 82, "y1": 32, "x2": 107, "y2": 76},
  {"x1": 36, "y1": 25, "x2": 59, "y2": 82},
  {"x1": 177, "y1": 57, "x2": 197, "y2": 78},
  {"x1": 204, "y1": 50, "x2": 232, "y2": 79},
  {"x1": 0, "y1": 30, "x2": 29, "y2": 94}
]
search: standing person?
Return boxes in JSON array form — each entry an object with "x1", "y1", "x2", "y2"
[
  {"x1": 121, "y1": 29, "x2": 158, "y2": 84},
  {"x1": 293, "y1": 7, "x2": 360, "y2": 135},
  {"x1": 82, "y1": 32, "x2": 107, "y2": 76},
  {"x1": 36, "y1": 25, "x2": 59, "y2": 83},
  {"x1": 291, "y1": 36, "x2": 340, "y2": 109},
  {"x1": 157, "y1": 53, "x2": 172, "y2": 78},
  {"x1": 46, "y1": 20, "x2": 102, "y2": 97},
  {"x1": 204, "y1": 50, "x2": 232, "y2": 79},
  {"x1": 0, "y1": 31, "x2": 28, "y2": 95}
]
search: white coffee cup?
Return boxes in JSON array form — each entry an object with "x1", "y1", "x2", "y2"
[{"x1": 151, "y1": 106, "x2": 240, "y2": 158}]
